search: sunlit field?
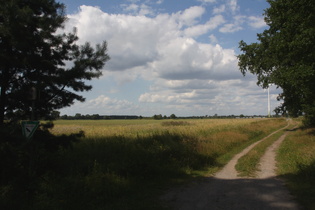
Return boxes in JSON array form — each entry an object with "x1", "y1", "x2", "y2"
[
  {"x1": 2, "y1": 118, "x2": 291, "y2": 209},
  {"x1": 52, "y1": 118, "x2": 276, "y2": 138},
  {"x1": 51, "y1": 118, "x2": 287, "y2": 167},
  {"x1": 38, "y1": 118, "x2": 289, "y2": 209},
  {"x1": 277, "y1": 125, "x2": 315, "y2": 209}
]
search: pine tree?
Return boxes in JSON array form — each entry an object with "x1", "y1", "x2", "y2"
[{"x1": 0, "y1": 0, "x2": 110, "y2": 125}]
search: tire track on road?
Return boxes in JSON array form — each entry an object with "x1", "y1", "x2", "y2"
[{"x1": 161, "y1": 122, "x2": 300, "y2": 209}]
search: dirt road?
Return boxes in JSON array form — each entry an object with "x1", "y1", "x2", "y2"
[{"x1": 161, "y1": 126, "x2": 301, "y2": 210}]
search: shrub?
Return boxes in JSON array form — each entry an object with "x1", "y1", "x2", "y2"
[{"x1": 0, "y1": 122, "x2": 82, "y2": 210}]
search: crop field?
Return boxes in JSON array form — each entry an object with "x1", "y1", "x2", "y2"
[
  {"x1": 41, "y1": 118, "x2": 288, "y2": 209},
  {"x1": 6, "y1": 117, "x2": 308, "y2": 210},
  {"x1": 51, "y1": 118, "x2": 278, "y2": 138}
]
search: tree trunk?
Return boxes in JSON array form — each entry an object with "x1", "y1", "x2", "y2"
[{"x1": 0, "y1": 84, "x2": 6, "y2": 127}]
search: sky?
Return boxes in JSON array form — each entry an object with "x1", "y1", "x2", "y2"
[{"x1": 58, "y1": 0, "x2": 281, "y2": 117}]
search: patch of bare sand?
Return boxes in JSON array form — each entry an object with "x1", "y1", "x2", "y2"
[{"x1": 161, "y1": 125, "x2": 301, "y2": 210}]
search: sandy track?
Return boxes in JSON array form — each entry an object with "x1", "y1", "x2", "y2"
[{"x1": 161, "y1": 125, "x2": 301, "y2": 210}]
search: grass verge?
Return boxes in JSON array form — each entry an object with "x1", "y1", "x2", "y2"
[
  {"x1": 234, "y1": 121, "x2": 297, "y2": 177},
  {"x1": 277, "y1": 126, "x2": 315, "y2": 210},
  {"x1": 235, "y1": 130, "x2": 286, "y2": 177}
]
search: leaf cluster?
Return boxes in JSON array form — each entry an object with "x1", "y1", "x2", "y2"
[
  {"x1": 237, "y1": 0, "x2": 315, "y2": 126},
  {"x1": 0, "y1": 0, "x2": 110, "y2": 123}
]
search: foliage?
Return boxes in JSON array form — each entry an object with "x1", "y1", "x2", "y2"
[
  {"x1": 170, "y1": 114, "x2": 177, "y2": 119},
  {"x1": 237, "y1": 0, "x2": 315, "y2": 126},
  {"x1": 236, "y1": 129, "x2": 285, "y2": 177},
  {"x1": 0, "y1": 0, "x2": 110, "y2": 125},
  {"x1": 153, "y1": 114, "x2": 163, "y2": 120},
  {"x1": 0, "y1": 121, "x2": 82, "y2": 210}
]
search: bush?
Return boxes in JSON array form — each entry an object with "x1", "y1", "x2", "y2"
[{"x1": 0, "y1": 122, "x2": 82, "y2": 210}]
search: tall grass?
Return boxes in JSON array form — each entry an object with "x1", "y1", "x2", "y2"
[
  {"x1": 1, "y1": 118, "x2": 288, "y2": 209},
  {"x1": 235, "y1": 120, "x2": 297, "y2": 177},
  {"x1": 277, "y1": 126, "x2": 315, "y2": 210},
  {"x1": 236, "y1": 130, "x2": 285, "y2": 177}
]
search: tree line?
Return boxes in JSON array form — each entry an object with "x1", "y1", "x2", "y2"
[{"x1": 57, "y1": 113, "x2": 274, "y2": 120}]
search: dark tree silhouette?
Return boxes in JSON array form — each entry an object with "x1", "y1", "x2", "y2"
[{"x1": 0, "y1": 0, "x2": 110, "y2": 125}]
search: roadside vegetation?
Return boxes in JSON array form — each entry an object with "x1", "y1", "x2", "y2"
[
  {"x1": 234, "y1": 118, "x2": 315, "y2": 210},
  {"x1": 277, "y1": 124, "x2": 315, "y2": 210},
  {"x1": 1, "y1": 118, "x2": 287, "y2": 209},
  {"x1": 235, "y1": 121, "x2": 297, "y2": 177},
  {"x1": 235, "y1": 130, "x2": 286, "y2": 177}
]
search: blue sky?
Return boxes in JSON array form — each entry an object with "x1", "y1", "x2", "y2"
[{"x1": 58, "y1": 0, "x2": 280, "y2": 117}]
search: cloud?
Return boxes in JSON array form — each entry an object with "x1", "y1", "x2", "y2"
[
  {"x1": 138, "y1": 4, "x2": 155, "y2": 16},
  {"x1": 178, "y1": 6, "x2": 205, "y2": 26},
  {"x1": 184, "y1": 14, "x2": 225, "y2": 37},
  {"x1": 248, "y1": 16, "x2": 266, "y2": 28},
  {"x1": 120, "y1": 2, "x2": 155, "y2": 16},
  {"x1": 65, "y1": 5, "x2": 227, "y2": 74},
  {"x1": 60, "y1": 3, "x2": 280, "y2": 116},
  {"x1": 197, "y1": 0, "x2": 217, "y2": 3},
  {"x1": 122, "y1": 3, "x2": 138, "y2": 13},
  {"x1": 219, "y1": 23, "x2": 241, "y2": 33},
  {"x1": 149, "y1": 38, "x2": 239, "y2": 80},
  {"x1": 227, "y1": 0, "x2": 240, "y2": 14},
  {"x1": 66, "y1": 6, "x2": 162, "y2": 71},
  {"x1": 209, "y1": 34, "x2": 218, "y2": 44},
  {"x1": 213, "y1": 5, "x2": 225, "y2": 14},
  {"x1": 138, "y1": 78, "x2": 274, "y2": 116},
  {"x1": 65, "y1": 95, "x2": 139, "y2": 115},
  {"x1": 219, "y1": 15, "x2": 245, "y2": 33}
]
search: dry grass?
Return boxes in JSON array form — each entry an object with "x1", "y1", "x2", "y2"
[
  {"x1": 34, "y1": 118, "x2": 288, "y2": 209},
  {"x1": 51, "y1": 118, "x2": 272, "y2": 138},
  {"x1": 51, "y1": 118, "x2": 287, "y2": 173},
  {"x1": 277, "y1": 125, "x2": 315, "y2": 210}
]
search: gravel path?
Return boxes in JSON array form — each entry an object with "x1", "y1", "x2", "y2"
[{"x1": 161, "y1": 125, "x2": 301, "y2": 210}]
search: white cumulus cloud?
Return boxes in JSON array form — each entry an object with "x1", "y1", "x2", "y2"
[
  {"x1": 248, "y1": 16, "x2": 266, "y2": 28},
  {"x1": 59, "y1": 2, "x2": 280, "y2": 116}
]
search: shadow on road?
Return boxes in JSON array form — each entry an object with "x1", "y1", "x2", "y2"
[{"x1": 161, "y1": 176, "x2": 300, "y2": 210}]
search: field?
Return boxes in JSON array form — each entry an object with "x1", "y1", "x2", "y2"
[
  {"x1": 47, "y1": 118, "x2": 286, "y2": 209},
  {"x1": 277, "y1": 125, "x2": 315, "y2": 209},
  {"x1": 51, "y1": 118, "x2": 272, "y2": 137},
  {"x1": 3, "y1": 117, "x2": 315, "y2": 209}
]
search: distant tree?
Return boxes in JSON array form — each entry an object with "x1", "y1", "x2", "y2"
[
  {"x1": 170, "y1": 114, "x2": 176, "y2": 119},
  {"x1": 60, "y1": 114, "x2": 68, "y2": 119},
  {"x1": 50, "y1": 111, "x2": 60, "y2": 120},
  {"x1": 74, "y1": 113, "x2": 82, "y2": 119},
  {"x1": 239, "y1": 114, "x2": 244, "y2": 118},
  {"x1": 238, "y1": 0, "x2": 315, "y2": 126},
  {"x1": 0, "y1": 0, "x2": 110, "y2": 126},
  {"x1": 91, "y1": 114, "x2": 100, "y2": 120},
  {"x1": 153, "y1": 114, "x2": 162, "y2": 120}
]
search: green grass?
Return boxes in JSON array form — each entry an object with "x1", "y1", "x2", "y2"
[
  {"x1": 236, "y1": 130, "x2": 286, "y2": 177},
  {"x1": 277, "y1": 126, "x2": 315, "y2": 210}
]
